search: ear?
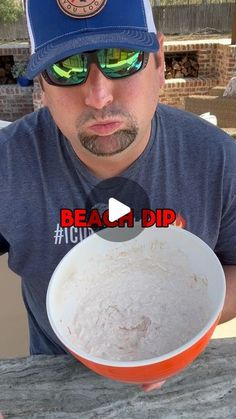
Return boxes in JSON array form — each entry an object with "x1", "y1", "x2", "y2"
[
  {"x1": 156, "y1": 32, "x2": 165, "y2": 89},
  {"x1": 157, "y1": 32, "x2": 165, "y2": 51},
  {"x1": 41, "y1": 90, "x2": 47, "y2": 107},
  {"x1": 37, "y1": 75, "x2": 47, "y2": 106}
]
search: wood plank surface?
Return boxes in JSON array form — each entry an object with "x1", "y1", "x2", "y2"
[{"x1": 0, "y1": 338, "x2": 235, "y2": 418}]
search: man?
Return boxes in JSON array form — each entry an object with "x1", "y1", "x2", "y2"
[{"x1": 0, "y1": 0, "x2": 236, "y2": 392}]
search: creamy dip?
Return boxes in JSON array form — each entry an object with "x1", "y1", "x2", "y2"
[{"x1": 70, "y1": 241, "x2": 211, "y2": 361}]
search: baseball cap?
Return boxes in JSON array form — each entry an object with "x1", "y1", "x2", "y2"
[{"x1": 26, "y1": 0, "x2": 159, "y2": 80}]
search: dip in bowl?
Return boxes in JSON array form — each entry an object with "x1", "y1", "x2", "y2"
[{"x1": 46, "y1": 226, "x2": 225, "y2": 384}]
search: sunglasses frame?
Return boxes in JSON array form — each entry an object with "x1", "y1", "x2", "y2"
[{"x1": 41, "y1": 49, "x2": 150, "y2": 87}]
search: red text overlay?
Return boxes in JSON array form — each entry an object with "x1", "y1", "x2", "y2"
[{"x1": 60, "y1": 209, "x2": 176, "y2": 228}]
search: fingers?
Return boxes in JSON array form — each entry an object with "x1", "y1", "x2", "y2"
[{"x1": 141, "y1": 380, "x2": 166, "y2": 392}]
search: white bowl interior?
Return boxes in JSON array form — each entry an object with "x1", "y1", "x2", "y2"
[{"x1": 47, "y1": 226, "x2": 225, "y2": 365}]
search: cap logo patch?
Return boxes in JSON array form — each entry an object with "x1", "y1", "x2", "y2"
[{"x1": 57, "y1": 0, "x2": 107, "y2": 18}]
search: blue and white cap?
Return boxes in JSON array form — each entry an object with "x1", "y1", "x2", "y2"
[{"x1": 26, "y1": 0, "x2": 159, "y2": 79}]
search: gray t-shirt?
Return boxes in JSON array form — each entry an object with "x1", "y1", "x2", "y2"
[{"x1": 0, "y1": 105, "x2": 236, "y2": 355}]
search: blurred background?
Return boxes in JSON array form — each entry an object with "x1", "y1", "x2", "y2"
[{"x1": 0, "y1": 254, "x2": 28, "y2": 358}]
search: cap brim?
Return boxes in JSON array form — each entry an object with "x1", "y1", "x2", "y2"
[{"x1": 26, "y1": 29, "x2": 159, "y2": 79}]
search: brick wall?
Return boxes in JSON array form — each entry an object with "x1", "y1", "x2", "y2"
[
  {"x1": 159, "y1": 77, "x2": 219, "y2": 108},
  {"x1": 1, "y1": 44, "x2": 29, "y2": 63},
  {"x1": 0, "y1": 38, "x2": 235, "y2": 119},
  {"x1": 215, "y1": 43, "x2": 236, "y2": 84},
  {"x1": 0, "y1": 43, "x2": 34, "y2": 121},
  {"x1": 159, "y1": 39, "x2": 234, "y2": 107},
  {"x1": 164, "y1": 40, "x2": 218, "y2": 78},
  {"x1": 0, "y1": 85, "x2": 34, "y2": 121}
]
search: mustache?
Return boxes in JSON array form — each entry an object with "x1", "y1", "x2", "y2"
[{"x1": 75, "y1": 106, "x2": 133, "y2": 127}]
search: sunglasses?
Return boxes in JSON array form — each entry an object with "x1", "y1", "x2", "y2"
[{"x1": 42, "y1": 48, "x2": 149, "y2": 87}]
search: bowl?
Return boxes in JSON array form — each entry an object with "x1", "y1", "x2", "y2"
[{"x1": 46, "y1": 225, "x2": 225, "y2": 384}]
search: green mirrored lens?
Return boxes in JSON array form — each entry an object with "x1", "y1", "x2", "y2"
[
  {"x1": 49, "y1": 54, "x2": 88, "y2": 85},
  {"x1": 46, "y1": 49, "x2": 144, "y2": 86},
  {"x1": 98, "y1": 49, "x2": 143, "y2": 78}
]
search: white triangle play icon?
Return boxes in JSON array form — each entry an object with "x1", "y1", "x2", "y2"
[{"x1": 108, "y1": 198, "x2": 131, "y2": 222}]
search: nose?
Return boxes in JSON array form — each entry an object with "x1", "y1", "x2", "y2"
[{"x1": 83, "y1": 64, "x2": 114, "y2": 110}]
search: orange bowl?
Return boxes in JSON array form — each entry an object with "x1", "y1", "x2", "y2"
[{"x1": 46, "y1": 226, "x2": 225, "y2": 384}]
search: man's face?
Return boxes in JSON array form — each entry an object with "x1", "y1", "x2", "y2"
[{"x1": 41, "y1": 34, "x2": 165, "y2": 160}]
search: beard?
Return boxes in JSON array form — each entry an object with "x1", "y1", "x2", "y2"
[
  {"x1": 79, "y1": 128, "x2": 138, "y2": 156},
  {"x1": 76, "y1": 107, "x2": 139, "y2": 157}
]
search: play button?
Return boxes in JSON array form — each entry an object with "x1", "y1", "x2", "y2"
[
  {"x1": 85, "y1": 176, "x2": 150, "y2": 242},
  {"x1": 108, "y1": 198, "x2": 131, "y2": 222}
]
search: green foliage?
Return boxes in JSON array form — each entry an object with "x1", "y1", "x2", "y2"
[
  {"x1": 0, "y1": 0, "x2": 23, "y2": 24},
  {"x1": 11, "y1": 62, "x2": 27, "y2": 78}
]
